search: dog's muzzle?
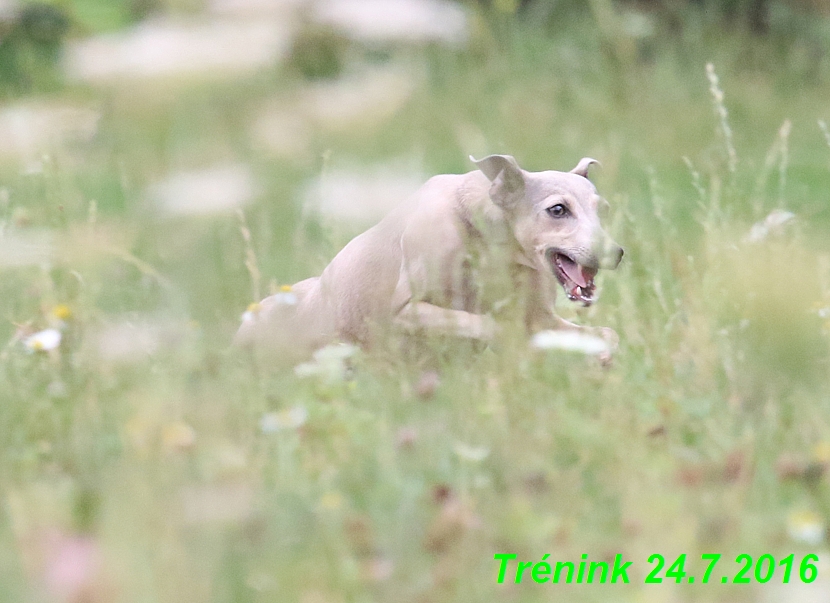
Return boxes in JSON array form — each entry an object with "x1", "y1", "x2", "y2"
[{"x1": 546, "y1": 249, "x2": 598, "y2": 306}]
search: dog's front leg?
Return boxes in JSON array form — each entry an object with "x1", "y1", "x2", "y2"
[
  {"x1": 394, "y1": 301, "x2": 499, "y2": 341},
  {"x1": 525, "y1": 270, "x2": 618, "y2": 361}
]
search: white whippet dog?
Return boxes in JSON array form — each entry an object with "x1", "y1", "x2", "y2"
[{"x1": 235, "y1": 155, "x2": 623, "y2": 360}]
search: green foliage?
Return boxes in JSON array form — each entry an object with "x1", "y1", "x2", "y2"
[{"x1": 1, "y1": 6, "x2": 830, "y2": 603}]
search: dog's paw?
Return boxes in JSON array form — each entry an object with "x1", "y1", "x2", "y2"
[{"x1": 594, "y1": 326, "x2": 619, "y2": 367}]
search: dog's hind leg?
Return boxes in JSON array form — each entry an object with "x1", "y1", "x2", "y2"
[{"x1": 233, "y1": 276, "x2": 333, "y2": 356}]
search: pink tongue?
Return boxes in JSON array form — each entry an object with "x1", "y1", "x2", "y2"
[{"x1": 561, "y1": 260, "x2": 590, "y2": 288}]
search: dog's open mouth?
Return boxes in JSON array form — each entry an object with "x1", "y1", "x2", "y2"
[{"x1": 547, "y1": 250, "x2": 597, "y2": 306}]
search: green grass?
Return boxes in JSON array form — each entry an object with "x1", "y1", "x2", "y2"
[{"x1": 2, "y1": 6, "x2": 830, "y2": 602}]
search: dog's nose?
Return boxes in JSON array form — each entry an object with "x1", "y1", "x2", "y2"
[
  {"x1": 612, "y1": 246, "x2": 624, "y2": 267},
  {"x1": 601, "y1": 245, "x2": 624, "y2": 270}
]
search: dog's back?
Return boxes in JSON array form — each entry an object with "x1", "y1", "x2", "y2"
[{"x1": 234, "y1": 172, "x2": 476, "y2": 355}]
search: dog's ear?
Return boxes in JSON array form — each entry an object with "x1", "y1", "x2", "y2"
[
  {"x1": 570, "y1": 157, "x2": 600, "y2": 179},
  {"x1": 470, "y1": 154, "x2": 525, "y2": 207}
]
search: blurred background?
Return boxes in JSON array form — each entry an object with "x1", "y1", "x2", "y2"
[{"x1": 2, "y1": 1, "x2": 830, "y2": 602}]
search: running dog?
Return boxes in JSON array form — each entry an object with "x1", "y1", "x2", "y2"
[{"x1": 234, "y1": 154, "x2": 623, "y2": 359}]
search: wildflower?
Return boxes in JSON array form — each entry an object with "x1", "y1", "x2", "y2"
[
  {"x1": 530, "y1": 329, "x2": 609, "y2": 355},
  {"x1": 294, "y1": 343, "x2": 358, "y2": 381},
  {"x1": 24, "y1": 328, "x2": 61, "y2": 352},
  {"x1": 51, "y1": 304, "x2": 72, "y2": 321},
  {"x1": 260, "y1": 406, "x2": 308, "y2": 433},
  {"x1": 274, "y1": 285, "x2": 297, "y2": 306},
  {"x1": 396, "y1": 426, "x2": 418, "y2": 449},
  {"x1": 415, "y1": 370, "x2": 440, "y2": 399},
  {"x1": 787, "y1": 510, "x2": 825, "y2": 545},
  {"x1": 48, "y1": 304, "x2": 72, "y2": 329},
  {"x1": 313, "y1": 342, "x2": 358, "y2": 362},
  {"x1": 453, "y1": 442, "x2": 489, "y2": 462},
  {"x1": 745, "y1": 209, "x2": 795, "y2": 242},
  {"x1": 42, "y1": 531, "x2": 102, "y2": 602},
  {"x1": 241, "y1": 302, "x2": 261, "y2": 323}
]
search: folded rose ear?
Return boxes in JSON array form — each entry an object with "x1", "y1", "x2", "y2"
[
  {"x1": 470, "y1": 154, "x2": 521, "y2": 182},
  {"x1": 470, "y1": 154, "x2": 525, "y2": 208},
  {"x1": 570, "y1": 157, "x2": 600, "y2": 179}
]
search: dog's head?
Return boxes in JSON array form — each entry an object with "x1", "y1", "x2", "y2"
[{"x1": 471, "y1": 154, "x2": 624, "y2": 306}]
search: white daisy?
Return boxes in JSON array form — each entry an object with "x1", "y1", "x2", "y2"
[
  {"x1": 260, "y1": 406, "x2": 308, "y2": 433},
  {"x1": 24, "y1": 328, "x2": 61, "y2": 352},
  {"x1": 530, "y1": 330, "x2": 609, "y2": 355}
]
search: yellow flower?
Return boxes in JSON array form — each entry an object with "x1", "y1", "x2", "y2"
[
  {"x1": 787, "y1": 510, "x2": 825, "y2": 545},
  {"x1": 51, "y1": 304, "x2": 72, "y2": 321},
  {"x1": 241, "y1": 302, "x2": 261, "y2": 323},
  {"x1": 280, "y1": 284, "x2": 292, "y2": 292}
]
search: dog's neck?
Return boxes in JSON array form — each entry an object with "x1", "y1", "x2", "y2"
[
  {"x1": 456, "y1": 172, "x2": 536, "y2": 270},
  {"x1": 456, "y1": 173, "x2": 509, "y2": 239}
]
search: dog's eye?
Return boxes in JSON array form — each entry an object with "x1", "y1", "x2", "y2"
[{"x1": 547, "y1": 204, "x2": 569, "y2": 218}]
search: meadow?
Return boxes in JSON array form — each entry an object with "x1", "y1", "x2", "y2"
[{"x1": 1, "y1": 1, "x2": 830, "y2": 602}]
